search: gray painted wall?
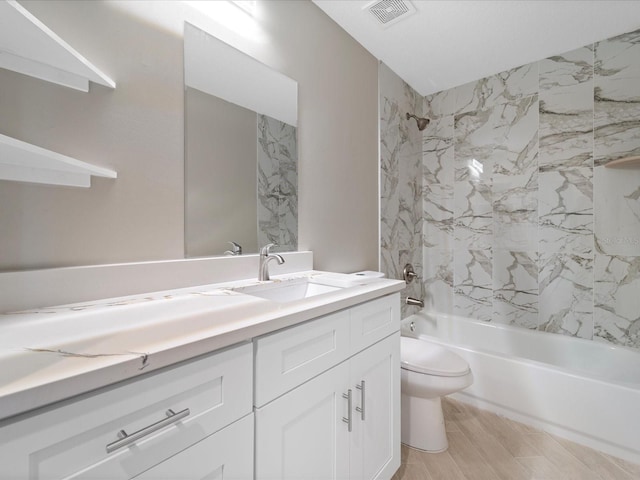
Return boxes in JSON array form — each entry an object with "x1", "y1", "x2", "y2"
[{"x1": 0, "y1": 1, "x2": 379, "y2": 273}]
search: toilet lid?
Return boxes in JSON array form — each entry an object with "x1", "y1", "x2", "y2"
[{"x1": 401, "y1": 336, "x2": 470, "y2": 377}]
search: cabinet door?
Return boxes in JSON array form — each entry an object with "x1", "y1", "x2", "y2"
[
  {"x1": 349, "y1": 333, "x2": 400, "y2": 480},
  {"x1": 134, "y1": 413, "x2": 253, "y2": 480},
  {"x1": 255, "y1": 361, "x2": 351, "y2": 480}
]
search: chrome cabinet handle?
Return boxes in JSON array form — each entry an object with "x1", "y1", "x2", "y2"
[
  {"x1": 106, "y1": 408, "x2": 190, "y2": 453},
  {"x1": 356, "y1": 380, "x2": 365, "y2": 421},
  {"x1": 342, "y1": 389, "x2": 352, "y2": 432}
]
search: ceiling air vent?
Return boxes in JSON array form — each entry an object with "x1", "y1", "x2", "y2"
[{"x1": 364, "y1": 0, "x2": 416, "y2": 28}]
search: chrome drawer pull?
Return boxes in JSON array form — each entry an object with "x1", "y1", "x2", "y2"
[
  {"x1": 342, "y1": 389, "x2": 352, "y2": 432},
  {"x1": 356, "y1": 380, "x2": 365, "y2": 421},
  {"x1": 106, "y1": 408, "x2": 190, "y2": 453}
]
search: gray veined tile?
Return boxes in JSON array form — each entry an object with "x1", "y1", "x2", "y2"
[
  {"x1": 422, "y1": 115, "x2": 454, "y2": 185},
  {"x1": 594, "y1": 254, "x2": 640, "y2": 349},
  {"x1": 381, "y1": 108, "x2": 405, "y2": 183},
  {"x1": 593, "y1": 167, "x2": 640, "y2": 256},
  {"x1": 454, "y1": 180, "x2": 493, "y2": 250},
  {"x1": 455, "y1": 62, "x2": 538, "y2": 115},
  {"x1": 455, "y1": 249, "x2": 492, "y2": 286},
  {"x1": 380, "y1": 90, "x2": 402, "y2": 279},
  {"x1": 493, "y1": 172, "x2": 538, "y2": 252},
  {"x1": 594, "y1": 28, "x2": 640, "y2": 166},
  {"x1": 594, "y1": 29, "x2": 640, "y2": 102},
  {"x1": 257, "y1": 114, "x2": 298, "y2": 251},
  {"x1": 278, "y1": 196, "x2": 298, "y2": 251},
  {"x1": 493, "y1": 250, "x2": 538, "y2": 329},
  {"x1": 422, "y1": 249, "x2": 454, "y2": 314},
  {"x1": 493, "y1": 95, "x2": 539, "y2": 176},
  {"x1": 454, "y1": 106, "x2": 501, "y2": 183},
  {"x1": 397, "y1": 200, "x2": 423, "y2": 252},
  {"x1": 454, "y1": 95, "x2": 538, "y2": 182},
  {"x1": 454, "y1": 249, "x2": 493, "y2": 322},
  {"x1": 380, "y1": 150, "x2": 400, "y2": 222},
  {"x1": 398, "y1": 159, "x2": 423, "y2": 252},
  {"x1": 539, "y1": 47, "x2": 594, "y2": 171},
  {"x1": 379, "y1": 65, "x2": 424, "y2": 285},
  {"x1": 539, "y1": 252, "x2": 593, "y2": 338},
  {"x1": 593, "y1": 101, "x2": 640, "y2": 166},
  {"x1": 380, "y1": 206, "x2": 397, "y2": 254},
  {"x1": 539, "y1": 168, "x2": 593, "y2": 255},
  {"x1": 539, "y1": 115, "x2": 593, "y2": 171},
  {"x1": 423, "y1": 183, "x2": 453, "y2": 249},
  {"x1": 454, "y1": 284, "x2": 493, "y2": 322},
  {"x1": 539, "y1": 45, "x2": 594, "y2": 99},
  {"x1": 424, "y1": 89, "x2": 455, "y2": 118},
  {"x1": 380, "y1": 248, "x2": 397, "y2": 284}
]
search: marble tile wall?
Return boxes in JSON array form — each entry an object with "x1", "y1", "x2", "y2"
[
  {"x1": 257, "y1": 114, "x2": 298, "y2": 252},
  {"x1": 379, "y1": 63, "x2": 424, "y2": 317},
  {"x1": 387, "y1": 28, "x2": 640, "y2": 350}
]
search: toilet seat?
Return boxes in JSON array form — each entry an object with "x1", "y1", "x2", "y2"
[{"x1": 401, "y1": 336, "x2": 470, "y2": 377}]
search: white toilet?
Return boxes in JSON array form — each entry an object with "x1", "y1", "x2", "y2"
[{"x1": 400, "y1": 336, "x2": 473, "y2": 452}]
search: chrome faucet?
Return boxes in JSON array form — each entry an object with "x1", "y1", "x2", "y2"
[
  {"x1": 259, "y1": 243, "x2": 285, "y2": 281},
  {"x1": 405, "y1": 297, "x2": 424, "y2": 308},
  {"x1": 224, "y1": 241, "x2": 242, "y2": 256}
]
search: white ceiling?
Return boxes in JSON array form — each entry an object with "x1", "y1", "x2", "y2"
[{"x1": 312, "y1": 0, "x2": 640, "y2": 96}]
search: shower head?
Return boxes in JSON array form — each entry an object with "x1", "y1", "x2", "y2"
[{"x1": 406, "y1": 112, "x2": 430, "y2": 131}]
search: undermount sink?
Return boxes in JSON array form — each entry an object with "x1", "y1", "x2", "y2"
[{"x1": 234, "y1": 278, "x2": 343, "y2": 303}]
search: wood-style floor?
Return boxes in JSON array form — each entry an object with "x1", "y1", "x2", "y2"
[{"x1": 394, "y1": 398, "x2": 640, "y2": 480}]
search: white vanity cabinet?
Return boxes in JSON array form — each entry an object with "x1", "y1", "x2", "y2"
[
  {"x1": 0, "y1": 288, "x2": 402, "y2": 480},
  {"x1": 0, "y1": 342, "x2": 254, "y2": 480},
  {"x1": 254, "y1": 293, "x2": 401, "y2": 480}
]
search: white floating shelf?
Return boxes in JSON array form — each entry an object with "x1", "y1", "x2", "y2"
[
  {"x1": 604, "y1": 156, "x2": 640, "y2": 169},
  {"x1": 0, "y1": 0, "x2": 115, "y2": 92},
  {"x1": 0, "y1": 133, "x2": 117, "y2": 188}
]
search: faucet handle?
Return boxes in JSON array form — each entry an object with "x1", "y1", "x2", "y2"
[
  {"x1": 225, "y1": 241, "x2": 242, "y2": 256},
  {"x1": 403, "y1": 264, "x2": 419, "y2": 284},
  {"x1": 260, "y1": 243, "x2": 277, "y2": 256}
]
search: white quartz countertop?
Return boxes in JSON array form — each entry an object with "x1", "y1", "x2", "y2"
[{"x1": 0, "y1": 271, "x2": 404, "y2": 421}]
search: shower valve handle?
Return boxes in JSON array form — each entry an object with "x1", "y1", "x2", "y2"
[{"x1": 403, "y1": 264, "x2": 418, "y2": 284}]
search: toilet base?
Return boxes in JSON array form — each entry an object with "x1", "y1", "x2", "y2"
[{"x1": 401, "y1": 393, "x2": 448, "y2": 453}]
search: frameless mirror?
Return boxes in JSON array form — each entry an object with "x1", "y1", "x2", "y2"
[{"x1": 184, "y1": 22, "x2": 298, "y2": 257}]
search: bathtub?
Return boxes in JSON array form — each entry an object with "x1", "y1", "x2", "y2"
[{"x1": 402, "y1": 311, "x2": 640, "y2": 464}]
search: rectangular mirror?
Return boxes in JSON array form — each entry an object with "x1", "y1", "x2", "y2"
[{"x1": 184, "y1": 22, "x2": 298, "y2": 257}]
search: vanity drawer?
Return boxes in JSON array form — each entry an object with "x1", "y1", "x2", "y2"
[
  {"x1": 0, "y1": 342, "x2": 252, "y2": 480},
  {"x1": 135, "y1": 413, "x2": 254, "y2": 480},
  {"x1": 350, "y1": 293, "x2": 400, "y2": 355},
  {"x1": 254, "y1": 309, "x2": 350, "y2": 407}
]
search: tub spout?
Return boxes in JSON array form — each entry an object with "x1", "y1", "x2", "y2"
[{"x1": 405, "y1": 297, "x2": 424, "y2": 308}]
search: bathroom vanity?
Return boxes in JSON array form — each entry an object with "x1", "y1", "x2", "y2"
[{"x1": 0, "y1": 264, "x2": 403, "y2": 480}]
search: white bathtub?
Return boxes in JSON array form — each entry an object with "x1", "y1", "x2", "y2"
[{"x1": 402, "y1": 311, "x2": 640, "y2": 464}]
